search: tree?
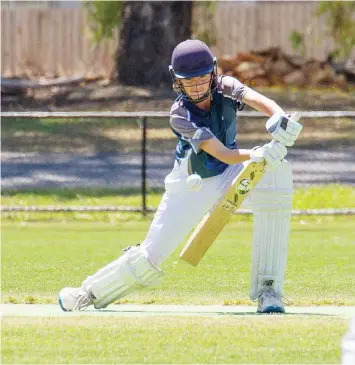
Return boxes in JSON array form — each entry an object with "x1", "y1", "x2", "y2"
[
  {"x1": 316, "y1": 1, "x2": 355, "y2": 59},
  {"x1": 118, "y1": 1, "x2": 192, "y2": 86},
  {"x1": 85, "y1": 1, "x2": 122, "y2": 44},
  {"x1": 86, "y1": 1, "x2": 193, "y2": 86}
]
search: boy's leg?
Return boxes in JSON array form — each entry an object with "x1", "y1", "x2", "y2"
[
  {"x1": 206, "y1": 160, "x2": 292, "y2": 313},
  {"x1": 248, "y1": 160, "x2": 293, "y2": 313},
  {"x1": 59, "y1": 160, "x2": 222, "y2": 311},
  {"x1": 141, "y1": 173, "x2": 221, "y2": 266}
]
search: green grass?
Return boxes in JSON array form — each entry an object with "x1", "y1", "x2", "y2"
[
  {"x1": 1, "y1": 117, "x2": 140, "y2": 134},
  {"x1": 2, "y1": 217, "x2": 354, "y2": 306},
  {"x1": 1, "y1": 187, "x2": 164, "y2": 208},
  {"x1": 2, "y1": 190, "x2": 354, "y2": 364},
  {"x1": 2, "y1": 316, "x2": 348, "y2": 364},
  {"x1": 2, "y1": 185, "x2": 355, "y2": 212},
  {"x1": 1, "y1": 185, "x2": 354, "y2": 225}
]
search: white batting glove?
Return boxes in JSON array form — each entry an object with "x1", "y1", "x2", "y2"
[
  {"x1": 250, "y1": 140, "x2": 287, "y2": 170},
  {"x1": 266, "y1": 112, "x2": 303, "y2": 147}
]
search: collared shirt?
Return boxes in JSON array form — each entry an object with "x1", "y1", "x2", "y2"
[{"x1": 169, "y1": 75, "x2": 249, "y2": 178}]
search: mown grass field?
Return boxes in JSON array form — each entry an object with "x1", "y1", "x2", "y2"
[
  {"x1": 2, "y1": 213, "x2": 354, "y2": 364},
  {"x1": 2, "y1": 185, "x2": 355, "y2": 306},
  {"x1": 2, "y1": 216, "x2": 355, "y2": 305},
  {"x1": 2, "y1": 184, "x2": 355, "y2": 364},
  {"x1": 2, "y1": 316, "x2": 348, "y2": 364},
  {"x1": 2, "y1": 184, "x2": 355, "y2": 211}
]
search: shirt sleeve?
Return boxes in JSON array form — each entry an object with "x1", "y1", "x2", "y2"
[
  {"x1": 218, "y1": 75, "x2": 249, "y2": 101},
  {"x1": 170, "y1": 103, "x2": 215, "y2": 154}
]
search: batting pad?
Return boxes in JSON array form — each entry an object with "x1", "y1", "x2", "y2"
[
  {"x1": 249, "y1": 160, "x2": 293, "y2": 300},
  {"x1": 82, "y1": 246, "x2": 163, "y2": 309}
]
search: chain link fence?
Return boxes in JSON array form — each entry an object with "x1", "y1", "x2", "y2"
[{"x1": 2, "y1": 111, "x2": 355, "y2": 215}]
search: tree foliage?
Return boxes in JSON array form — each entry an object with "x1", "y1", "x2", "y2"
[
  {"x1": 289, "y1": 30, "x2": 306, "y2": 57},
  {"x1": 192, "y1": 1, "x2": 217, "y2": 46},
  {"x1": 85, "y1": 1, "x2": 217, "y2": 45},
  {"x1": 316, "y1": 1, "x2": 355, "y2": 59},
  {"x1": 85, "y1": 1, "x2": 122, "y2": 44}
]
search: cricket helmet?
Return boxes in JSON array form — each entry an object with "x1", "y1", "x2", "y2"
[{"x1": 169, "y1": 39, "x2": 217, "y2": 102}]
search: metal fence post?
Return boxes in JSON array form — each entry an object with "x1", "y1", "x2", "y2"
[{"x1": 141, "y1": 117, "x2": 147, "y2": 216}]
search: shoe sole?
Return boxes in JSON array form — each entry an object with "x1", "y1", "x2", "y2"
[
  {"x1": 257, "y1": 305, "x2": 285, "y2": 314},
  {"x1": 58, "y1": 295, "x2": 68, "y2": 312}
]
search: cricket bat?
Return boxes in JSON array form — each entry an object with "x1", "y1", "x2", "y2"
[{"x1": 180, "y1": 161, "x2": 265, "y2": 266}]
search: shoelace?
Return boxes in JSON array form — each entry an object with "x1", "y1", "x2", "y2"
[
  {"x1": 72, "y1": 290, "x2": 93, "y2": 311},
  {"x1": 257, "y1": 288, "x2": 290, "y2": 305},
  {"x1": 258, "y1": 288, "x2": 280, "y2": 303}
]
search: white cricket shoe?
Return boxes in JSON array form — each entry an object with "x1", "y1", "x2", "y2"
[
  {"x1": 257, "y1": 287, "x2": 285, "y2": 314},
  {"x1": 58, "y1": 287, "x2": 94, "y2": 312}
]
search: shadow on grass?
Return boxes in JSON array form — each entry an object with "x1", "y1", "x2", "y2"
[
  {"x1": 3, "y1": 116, "x2": 355, "y2": 153},
  {"x1": 2, "y1": 117, "x2": 133, "y2": 153},
  {"x1": 2, "y1": 117, "x2": 172, "y2": 153}
]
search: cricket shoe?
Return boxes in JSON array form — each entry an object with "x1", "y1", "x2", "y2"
[
  {"x1": 58, "y1": 287, "x2": 94, "y2": 311},
  {"x1": 257, "y1": 287, "x2": 285, "y2": 314}
]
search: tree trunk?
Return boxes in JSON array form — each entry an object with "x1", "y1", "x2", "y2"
[{"x1": 117, "y1": 1, "x2": 192, "y2": 87}]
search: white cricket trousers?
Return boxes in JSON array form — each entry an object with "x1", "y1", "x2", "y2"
[{"x1": 141, "y1": 155, "x2": 244, "y2": 266}]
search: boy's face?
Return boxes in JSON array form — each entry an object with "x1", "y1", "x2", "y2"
[{"x1": 179, "y1": 74, "x2": 212, "y2": 101}]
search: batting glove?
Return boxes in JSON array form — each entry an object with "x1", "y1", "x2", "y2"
[
  {"x1": 266, "y1": 112, "x2": 303, "y2": 147},
  {"x1": 250, "y1": 140, "x2": 287, "y2": 170}
]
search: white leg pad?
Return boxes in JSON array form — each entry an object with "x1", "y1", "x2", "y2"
[
  {"x1": 82, "y1": 246, "x2": 163, "y2": 309},
  {"x1": 249, "y1": 160, "x2": 293, "y2": 300}
]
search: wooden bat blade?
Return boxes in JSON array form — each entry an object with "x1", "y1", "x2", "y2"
[
  {"x1": 180, "y1": 161, "x2": 265, "y2": 266},
  {"x1": 179, "y1": 204, "x2": 231, "y2": 266}
]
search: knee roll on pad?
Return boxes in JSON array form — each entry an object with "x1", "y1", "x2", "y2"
[
  {"x1": 249, "y1": 160, "x2": 293, "y2": 300},
  {"x1": 82, "y1": 246, "x2": 163, "y2": 309}
]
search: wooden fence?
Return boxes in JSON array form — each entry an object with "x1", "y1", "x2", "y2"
[
  {"x1": 211, "y1": 2, "x2": 333, "y2": 59},
  {"x1": 1, "y1": 2, "x2": 334, "y2": 78},
  {"x1": 1, "y1": 8, "x2": 119, "y2": 78}
]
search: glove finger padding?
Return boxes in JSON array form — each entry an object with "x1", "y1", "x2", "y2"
[
  {"x1": 264, "y1": 153, "x2": 281, "y2": 171},
  {"x1": 263, "y1": 144, "x2": 279, "y2": 160},
  {"x1": 270, "y1": 140, "x2": 287, "y2": 159},
  {"x1": 261, "y1": 141, "x2": 287, "y2": 171},
  {"x1": 266, "y1": 113, "x2": 303, "y2": 147},
  {"x1": 273, "y1": 130, "x2": 289, "y2": 146},
  {"x1": 264, "y1": 141, "x2": 287, "y2": 160}
]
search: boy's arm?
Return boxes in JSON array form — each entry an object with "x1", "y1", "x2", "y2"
[
  {"x1": 242, "y1": 88, "x2": 284, "y2": 116},
  {"x1": 242, "y1": 88, "x2": 303, "y2": 147},
  {"x1": 200, "y1": 137, "x2": 252, "y2": 165}
]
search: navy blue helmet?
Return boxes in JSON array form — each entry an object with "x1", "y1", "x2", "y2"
[
  {"x1": 169, "y1": 39, "x2": 217, "y2": 102},
  {"x1": 170, "y1": 39, "x2": 216, "y2": 78}
]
